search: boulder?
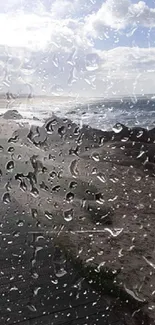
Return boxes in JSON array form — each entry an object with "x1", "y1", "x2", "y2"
[{"x1": 3, "y1": 109, "x2": 23, "y2": 120}]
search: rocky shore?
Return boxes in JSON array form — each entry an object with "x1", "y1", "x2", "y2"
[{"x1": 1, "y1": 110, "x2": 155, "y2": 324}]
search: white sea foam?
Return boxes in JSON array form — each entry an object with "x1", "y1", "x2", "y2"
[{"x1": 1, "y1": 96, "x2": 155, "y2": 130}]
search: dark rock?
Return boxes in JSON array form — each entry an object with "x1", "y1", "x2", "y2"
[
  {"x1": 33, "y1": 116, "x2": 40, "y2": 121},
  {"x1": 1, "y1": 114, "x2": 155, "y2": 323},
  {"x1": 3, "y1": 109, "x2": 23, "y2": 120}
]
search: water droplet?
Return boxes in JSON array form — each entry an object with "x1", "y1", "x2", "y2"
[
  {"x1": 2, "y1": 192, "x2": 11, "y2": 204},
  {"x1": 97, "y1": 173, "x2": 106, "y2": 183},
  {"x1": 104, "y1": 227, "x2": 123, "y2": 237},
  {"x1": 58, "y1": 170, "x2": 63, "y2": 178},
  {"x1": 13, "y1": 231, "x2": 20, "y2": 237},
  {"x1": 136, "y1": 203, "x2": 144, "y2": 210},
  {"x1": 86, "y1": 58, "x2": 99, "y2": 71},
  {"x1": 136, "y1": 130, "x2": 144, "y2": 138},
  {"x1": 52, "y1": 185, "x2": 60, "y2": 192},
  {"x1": 69, "y1": 159, "x2": 79, "y2": 178},
  {"x1": 112, "y1": 123, "x2": 123, "y2": 133},
  {"x1": 58, "y1": 126, "x2": 65, "y2": 137},
  {"x1": 66, "y1": 192, "x2": 74, "y2": 203},
  {"x1": 143, "y1": 256, "x2": 155, "y2": 270},
  {"x1": 39, "y1": 181, "x2": 48, "y2": 191},
  {"x1": 55, "y1": 268, "x2": 67, "y2": 278},
  {"x1": 31, "y1": 187, "x2": 39, "y2": 197},
  {"x1": 8, "y1": 131, "x2": 19, "y2": 143},
  {"x1": 108, "y1": 195, "x2": 118, "y2": 202},
  {"x1": 95, "y1": 193, "x2": 105, "y2": 204},
  {"x1": 96, "y1": 261, "x2": 106, "y2": 272},
  {"x1": 10, "y1": 286, "x2": 18, "y2": 291},
  {"x1": 53, "y1": 54, "x2": 59, "y2": 67},
  {"x1": 45, "y1": 119, "x2": 55, "y2": 134},
  {"x1": 33, "y1": 287, "x2": 41, "y2": 296},
  {"x1": 6, "y1": 160, "x2": 14, "y2": 172},
  {"x1": 74, "y1": 127, "x2": 80, "y2": 136},
  {"x1": 49, "y1": 171, "x2": 57, "y2": 179},
  {"x1": 135, "y1": 175, "x2": 141, "y2": 182},
  {"x1": 27, "y1": 304, "x2": 37, "y2": 312},
  {"x1": 92, "y1": 153, "x2": 100, "y2": 162},
  {"x1": 126, "y1": 27, "x2": 137, "y2": 37},
  {"x1": 0, "y1": 145, "x2": 4, "y2": 152},
  {"x1": 32, "y1": 272, "x2": 39, "y2": 279},
  {"x1": 42, "y1": 166, "x2": 47, "y2": 173},
  {"x1": 69, "y1": 181, "x2": 77, "y2": 189},
  {"x1": 27, "y1": 172, "x2": 37, "y2": 185},
  {"x1": 81, "y1": 198, "x2": 86, "y2": 208},
  {"x1": 20, "y1": 180, "x2": 27, "y2": 192},
  {"x1": 8, "y1": 147, "x2": 14, "y2": 153},
  {"x1": 124, "y1": 284, "x2": 145, "y2": 302},
  {"x1": 64, "y1": 209, "x2": 73, "y2": 222},
  {"x1": 15, "y1": 173, "x2": 23, "y2": 181},
  {"x1": 5, "y1": 181, "x2": 12, "y2": 191},
  {"x1": 31, "y1": 209, "x2": 38, "y2": 219},
  {"x1": 92, "y1": 167, "x2": 97, "y2": 174},
  {"x1": 48, "y1": 154, "x2": 56, "y2": 161},
  {"x1": 137, "y1": 151, "x2": 145, "y2": 159},
  {"x1": 17, "y1": 220, "x2": 24, "y2": 227},
  {"x1": 44, "y1": 211, "x2": 53, "y2": 220}
]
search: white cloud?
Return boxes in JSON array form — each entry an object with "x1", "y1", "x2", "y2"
[
  {"x1": 1, "y1": 43, "x2": 155, "y2": 97},
  {"x1": 50, "y1": 0, "x2": 76, "y2": 18},
  {"x1": 0, "y1": 0, "x2": 154, "y2": 97},
  {"x1": 84, "y1": 0, "x2": 155, "y2": 37},
  {"x1": 0, "y1": 9, "x2": 94, "y2": 53}
]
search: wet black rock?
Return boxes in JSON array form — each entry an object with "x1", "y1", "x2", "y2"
[
  {"x1": 3, "y1": 109, "x2": 23, "y2": 120},
  {"x1": 1, "y1": 114, "x2": 155, "y2": 323}
]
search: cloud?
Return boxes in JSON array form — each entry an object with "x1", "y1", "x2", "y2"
[
  {"x1": 0, "y1": 13, "x2": 87, "y2": 52},
  {"x1": 0, "y1": 0, "x2": 154, "y2": 97},
  {"x1": 84, "y1": 0, "x2": 155, "y2": 37},
  {"x1": 82, "y1": 46, "x2": 155, "y2": 96},
  {"x1": 1, "y1": 43, "x2": 155, "y2": 97}
]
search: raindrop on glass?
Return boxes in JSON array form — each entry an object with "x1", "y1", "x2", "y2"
[
  {"x1": 17, "y1": 220, "x2": 24, "y2": 227},
  {"x1": 31, "y1": 209, "x2": 38, "y2": 219},
  {"x1": 31, "y1": 187, "x2": 39, "y2": 197},
  {"x1": 92, "y1": 153, "x2": 100, "y2": 162},
  {"x1": 69, "y1": 181, "x2": 77, "y2": 189},
  {"x1": 66, "y1": 192, "x2": 74, "y2": 203},
  {"x1": 58, "y1": 126, "x2": 65, "y2": 137},
  {"x1": 70, "y1": 160, "x2": 79, "y2": 177},
  {"x1": 33, "y1": 287, "x2": 41, "y2": 296},
  {"x1": 64, "y1": 209, "x2": 73, "y2": 222},
  {"x1": 44, "y1": 211, "x2": 53, "y2": 220},
  {"x1": 20, "y1": 180, "x2": 27, "y2": 192},
  {"x1": 55, "y1": 268, "x2": 67, "y2": 278},
  {"x1": 49, "y1": 171, "x2": 57, "y2": 179},
  {"x1": 112, "y1": 123, "x2": 123, "y2": 133},
  {"x1": 2, "y1": 192, "x2": 11, "y2": 204},
  {"x1": 97, "y1": 173, "x2": 106, "y2": 183},
  {"x1": 6, "y1": 160, "x2": 14, "y2": 172},
  {"x1": 27, "y1": 304, "x2": 37, "y2": 312},
  {"x1": 8, "y1": 147, "x2": 14, "y2": 153}
]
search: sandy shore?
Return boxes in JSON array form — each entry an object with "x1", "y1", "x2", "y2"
[{"x1": 0, "y1": 111, "x2": 155, "y2": 323}]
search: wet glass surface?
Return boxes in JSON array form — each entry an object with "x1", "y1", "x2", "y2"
[{"x1": 0, "y1": 1, "x2": 155, "y2": 325}]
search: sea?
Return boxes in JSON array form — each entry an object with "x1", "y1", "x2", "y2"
[{"x1": 2, "y1": 95, "x2": 155, "y2": 130}]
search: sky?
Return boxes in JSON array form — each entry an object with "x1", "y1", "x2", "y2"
[{"x1": 0, "y1": 0, "x2": 155, "y2": 97}]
